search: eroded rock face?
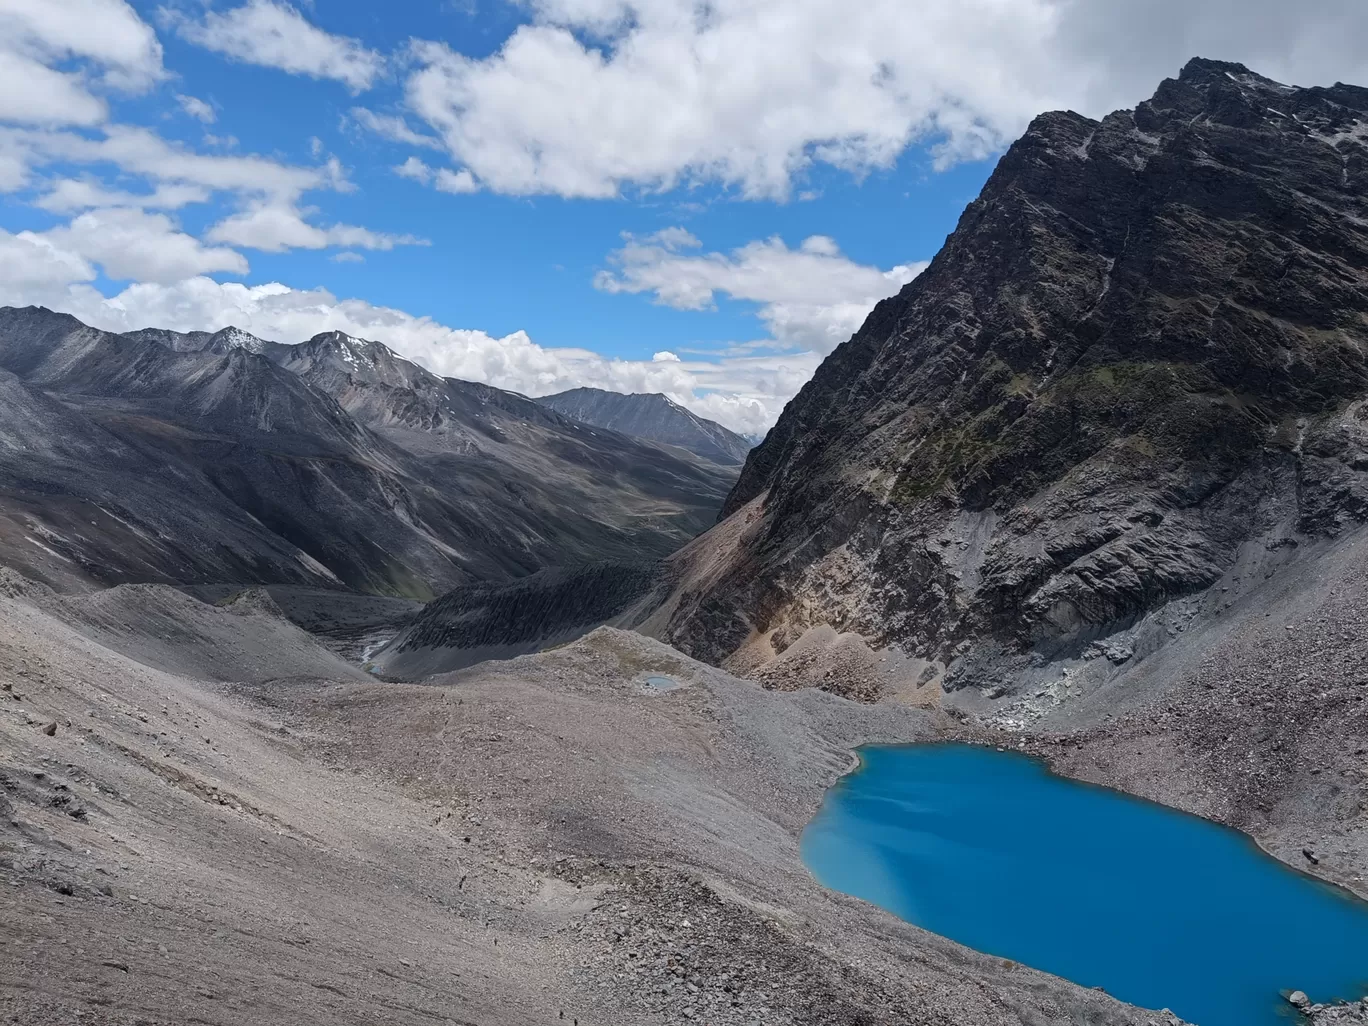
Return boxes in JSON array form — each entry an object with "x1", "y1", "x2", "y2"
[{"x1": 663, "y1": 59, "x2": 1368, "y2": 686}]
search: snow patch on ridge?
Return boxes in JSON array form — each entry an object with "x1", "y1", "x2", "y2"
[{"x1": 215, "y1": 326, "x2": 266, "y2": 354}]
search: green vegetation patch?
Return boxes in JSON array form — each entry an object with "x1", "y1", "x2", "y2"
[{"x1": 891, "y1": 359, "x2": 1258, "y2": 508}]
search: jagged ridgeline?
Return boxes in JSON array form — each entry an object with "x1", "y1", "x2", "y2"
[
  {"x1": 0, "y1": 310, "x2": 737, "y2": 598},
  {"x1": 657, "y1": 59, "x2": 1368, "y2": 688}
]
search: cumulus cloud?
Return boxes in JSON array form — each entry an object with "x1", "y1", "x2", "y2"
[
  {"x1": 1, "y1": 123, "x2": 330, "y2": 199},
  {"x1": 399, "y1": 0, "x2": 1368, "y2": 198},
  {"x1": 349, "y1": 107, "x2": 444, "y2": 150},
  {"x1": 206, "y1": 201, "x2": 428, "y2": 253},
  {"x1": 0, "y1": 53, "x2": 110, "y2": 127},
  {"x1": 16, "y1": 273, "x2": 793, "y2": 434},
  {"x1": 393, "y1": 156, "x2": 480, "y2": 194},
  {"x1": 3, "y1": 206, "x2": 246, "y2": 294},
  {"x1": 596, "y1": 228, "x2": 924, "y2": 353},
  {"x1": 34, "y1": 177, "x2": 210, "y2": 213},
  {"x1": 176, "y1": 94, "x2": 216, "y2": 123},
  {"x1": 1, "y1": 124, "x2": 417, "y2": 257},
  {"x1": 163, "y1": 0, "x2": 385, "y2": 93},
  {"x1": 0, "y1": 227, "x2": 97, "y2": 298},
  {"x1": 0, "y1": 0, "x2": 164, "y2": 125},
  {"x1": 43, "y1": 207, "x2": 248, "y2": 283}
]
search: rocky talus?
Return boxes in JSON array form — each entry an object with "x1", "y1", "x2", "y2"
[
  {"x1": 0, "y1": 577, "x2": 1178, "y2": 1026},
  {"x1": 372, "y1": 561, "x2": 667, "y2": 677}
]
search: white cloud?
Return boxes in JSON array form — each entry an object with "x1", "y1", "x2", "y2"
[
  {"x1": 0, "y1": 227, "x2": 96, "y2": 301},
  {"x1": 400, "y1": 1, "x2": 1062, "y2": 198},
  {"x1": 596, "y1": 228, "x2": 924, "y2": 353},
  {"x1": 164, "y1": 0, "x2": 384, "y2": 93},
  {"x1": 206, "y1": 201, "x2": 428, "y2": 253},
  {"x1": 0, "y1": 53, "x2": 110, "y2": 126},
  {"x1": 0, "y1": 151, "x2": 28, "y2": 191},
  {"x1": 44, "y1": 208, "x2": 249, "y2": 283},
  {"x1": 350, "y1": 107, "x2": 444, "y2": 150},
  {"x1": 653, "y1": 350, "x2": 680, "y2": 362},
  {"x1": 4, "y1": 123, "x2": 330, "y2": 199},
  {"x1": 19, "y1": 274, "x2": 792, "y2": 434},
  {"x1": 393, "y1": 156, "x2": 431, "y2": 181},
  {"x1": 0, "y1": 0, "x2": 164, "y2": 125},
  {"x1": 432, "y1": 167, "x2": 479, "y2": 194},
  {"x1": 0, "y1": 0, "x2": 165, "y2": 89},
  {"x1": 10, "y1": 204, "x2": 244, "y2": 294},
  {"x1": 177, "y1": 94, "x2": 216, "y2": 124},
  {"x1": 330, "y1": 251, "x2": 364, "y2": 264},
  {"x1": 392, "y1": 155, "x2": 479, "y2": 194},
  {"x1": 400, "y1": 0, "x2": 1368, "y2": 199},
  {"x1": 0, "y1": 123, "x2": 419, "y2": 257},
  {"x1": 34, "y1": 177, "x2": 210, "y2": 213}
]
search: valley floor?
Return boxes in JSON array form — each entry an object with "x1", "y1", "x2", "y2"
[{"x1": 0, "y1": 576, "x2": 1181, "y2": 1026}]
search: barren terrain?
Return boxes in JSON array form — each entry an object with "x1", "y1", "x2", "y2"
[{"x1": 2, "y1": 573, "x2": 1187, "y2": 1026}]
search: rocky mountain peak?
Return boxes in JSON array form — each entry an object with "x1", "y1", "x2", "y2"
[
  {"x1": 308, "y1": 329, "x2": 374, "y2": 359},
  {"x1": 659, "y1": 59, "x2": 1368, "y2": 699},
  {"x1": 208, "y1": 326, "x2": 269, "y2": 355},
  {"x1": 536, "y1": 387, "x2": 753, "y2": 466},
  {"x1": 286, "y1": 330, "x2": 424, "y2": 390}
]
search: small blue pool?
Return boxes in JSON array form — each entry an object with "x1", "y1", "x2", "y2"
[
  {"x1": 643, "y1": 674, "x2": 684, "y2": 692},
  {"x1": 800, "y1": 743, "x2": 1368, "y2": 1026}
]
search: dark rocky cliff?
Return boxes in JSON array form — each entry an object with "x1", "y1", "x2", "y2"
[{"x1": 661, "y1": 59, "x2": 1368, "y2": 691}]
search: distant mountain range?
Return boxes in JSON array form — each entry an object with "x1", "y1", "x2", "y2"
[
  {"x1": 0, "y1": 307, "x2": 736, "y2": 599},
  {"x1": 537, "y1": 387, "x2": 754, "y2": 466}
]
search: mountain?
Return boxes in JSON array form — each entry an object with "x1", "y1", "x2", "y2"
[
  {"x1": 267, "y1": 330, "x2": 739, "y2": 543},
  {"x1": 122, "y1": 324, "x2": 284, "y2": 357},
  {"x1": 0, "y1": 307, "x2": 735, "y2": 598},
  {"x1": 649, "y1": 59, "x2": 1368, "y2": 702},
  {"x1": 537, "y1": 387, "x2": 754, "y2": 465}
]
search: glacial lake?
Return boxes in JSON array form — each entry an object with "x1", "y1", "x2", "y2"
[{"x1": 800, "y1": 744, "x2": 1368, "y2": 1026}]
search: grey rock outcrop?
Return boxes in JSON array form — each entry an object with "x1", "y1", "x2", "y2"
[{"x1": 656, "y1": 60, "x2": 1368, "y2": 695}]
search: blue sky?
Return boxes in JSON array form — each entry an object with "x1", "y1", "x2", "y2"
[{"x1": 0, "y1": 0, "x2": 1362, "y2": 433}]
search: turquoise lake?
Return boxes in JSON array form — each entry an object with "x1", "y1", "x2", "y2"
[{"x1": 800, "y1": 744, "x2": 1368, "y2": 1026}]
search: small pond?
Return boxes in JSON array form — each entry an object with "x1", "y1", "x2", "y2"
[
  {"x1": 642, "y1": 674, "x2": 685, "y2": 692},
  {"x1": 800, "y1": 743, "x2": 1368, "y2": 1026}
]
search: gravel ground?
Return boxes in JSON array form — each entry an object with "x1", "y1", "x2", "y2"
[
  {"x1": 0, "y1": 579, "x2": 1181, "y2": 1026},
  {"x1": 1310, "y1": 1000, "x2": 1368, "y2": 1024},
  {"x1": 1021, "y1": 531, "x2": 1368, "y2": 902}
]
